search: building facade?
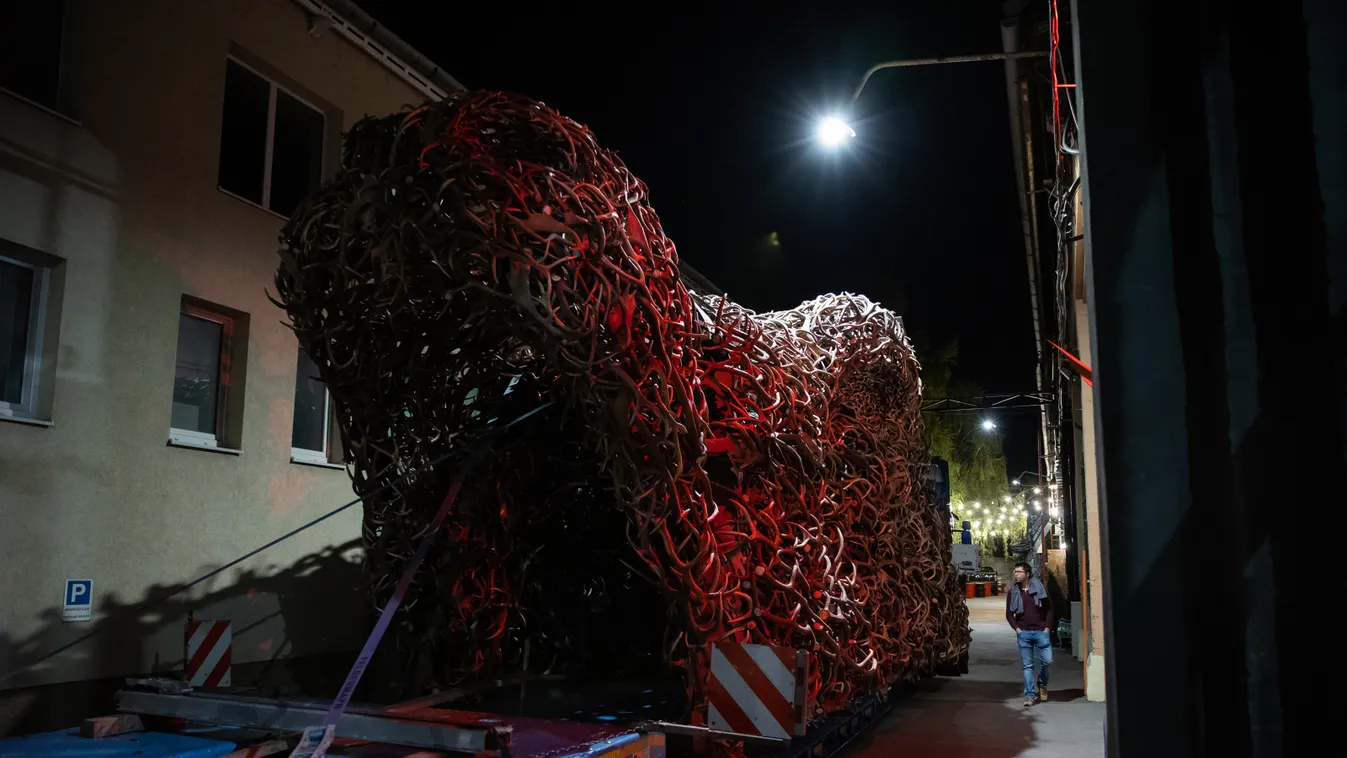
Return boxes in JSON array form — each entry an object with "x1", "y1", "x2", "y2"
[
  {"x1": 999, "y1": 0, "x2": 1106, "y2": 701},
  {"x1": 0, "y1": 0, "x2": 457, "y2": 732}
]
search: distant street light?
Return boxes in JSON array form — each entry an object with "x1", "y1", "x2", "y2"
[
  {"x1": 817, "y1": 116, "x2": 855, "y2": 146},
  {"x1": 1012, "y1": 479, "x2": 1020, "y2": 486},
  {"x1": 981, "y1": 418, "x2": 996, "y2": 431}
]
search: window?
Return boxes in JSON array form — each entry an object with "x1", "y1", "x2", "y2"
[
  {"x1": 291, "y1": 347, "x2": 338, "y2": 465},
  {"x1": 218, "y1": 58, "x2": 325, "y2": 217},
  {"x1": 1046, "y1": 522, "x2": 1063, "y2": 550},
  {"x1": 170, "y1": 304, "x2": 234, "y2": 448},
  {"x1": 0, "y1": 2, "x2": 65, "y2": 111},
  {"x1": 0, "y1": 255, "x2": 52, "y2": 420}
]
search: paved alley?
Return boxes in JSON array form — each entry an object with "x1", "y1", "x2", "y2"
[{"x1": 848, "y1": 595, "x2": 1107, "y2": 758}]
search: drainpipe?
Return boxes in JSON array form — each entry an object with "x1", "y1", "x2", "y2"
[{"x1": 1001, "y1": 17, "x2": 1052, "y2": 488}]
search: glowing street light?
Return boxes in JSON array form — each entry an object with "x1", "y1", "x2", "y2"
[
  {"x1": 981, "y1": 418, "x2": 996, "y2": 431},
  {"x1": 1012, "y1": 479, "x2": 1020, "y2": 486},
  {"x1": 817, "y1": 117, "x2": 855, "y2": 146},
  {"x1": 829, "y1": 51, "x2": 1049, "y2": 151}
]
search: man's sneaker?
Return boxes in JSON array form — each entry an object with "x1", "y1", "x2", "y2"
[
  {"x1": 1023, "y1": 696, "x2": 1035, "y2": 707},
  {"x1": 1038, "y1": 685, "x2": 1049, "y2": 702}
]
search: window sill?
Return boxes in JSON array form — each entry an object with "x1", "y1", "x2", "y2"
[
  {"x1": 217, "y1": 186, "x2": 290, "y2": 222},
  {"x1": 0, "y1": 414, "x2": 53, "y2": 428},
  {"x1": 167, "y1": 438, "x2": 242, "y2": 456},
  {"x1": 0, "y1": 87, "x2": 82, "y2": 127},
  {"x1": 290, "y1": 457, "x2": 347, "y2": 471}
]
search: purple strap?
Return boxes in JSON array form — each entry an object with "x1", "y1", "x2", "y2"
[
  {"x1": 321, "y1": 475, "x2": 465, "y2": 727},
  {"x1": 320, "y1": 403, "x2": 552, "y2": 729}
]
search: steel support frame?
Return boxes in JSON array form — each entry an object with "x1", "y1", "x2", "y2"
[
  {"x1": 779, "y1": 692, "x2": 893, "y2": 758},
  {"x1": 920, "y1": 392, "x2": 1054, "y2": 414},
  {"x1": 116, "y1": 690, "x2": 493, "y2": 753}
]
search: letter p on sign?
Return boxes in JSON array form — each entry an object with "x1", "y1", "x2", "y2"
[{"x1": 63, "y1": 579, "x2": 93, "y2": 622}]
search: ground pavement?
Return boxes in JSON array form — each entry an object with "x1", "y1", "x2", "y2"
[{"x1": 848, "y1": 594, "x2": 1107, "y2": 758}]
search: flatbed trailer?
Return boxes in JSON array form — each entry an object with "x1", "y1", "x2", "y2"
[
  {"x1": 0, "y1": 681, "x2": 666, "y2": 758},
  {"x1": 0, "y1": 664, "x2": 965, "y2": 758}
]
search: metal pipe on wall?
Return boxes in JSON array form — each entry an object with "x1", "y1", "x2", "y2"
[{"x1": 1001, "y1": 18, "x2": 1052, "y2": 493}]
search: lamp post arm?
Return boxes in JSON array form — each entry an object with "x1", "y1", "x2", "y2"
[{"x1": 852, "y1": 51, "x2": 1049, "y2": 101}]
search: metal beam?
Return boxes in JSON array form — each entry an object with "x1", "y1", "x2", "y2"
[
  {"x1": 116, "y1": 690, "x2": 491, "y2": 754},
  {"x1": 635, "y1": 720, "x2": 786, "y2": 746},
  {"x1": 921, "y1": 392, "x2": 1054, "y2": 413}
]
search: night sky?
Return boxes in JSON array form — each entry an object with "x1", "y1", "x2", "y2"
[{"x1": 353, "y1": 1, "x2": 1039, "y2": 476}]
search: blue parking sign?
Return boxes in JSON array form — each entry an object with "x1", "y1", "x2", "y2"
[{"x1": 63, "y1": 579, "x2": 93, "y2": 621}]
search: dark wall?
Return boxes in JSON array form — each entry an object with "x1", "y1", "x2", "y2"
[{"x1": 1073, "y1": 0, "x2": 1338, "y2": 755}]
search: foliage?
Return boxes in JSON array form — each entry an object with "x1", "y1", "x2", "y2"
[{"x1": 919, "y1": 339, "x2": 1024, "y2": 554}]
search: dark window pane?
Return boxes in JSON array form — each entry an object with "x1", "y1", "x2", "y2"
[
  {"x1": 218, "y1": 60, "x2": 268, "y2": 204},
  {"x1": 292, "y1": 348, "x2": 327, "y2": 453},
  {"x1": 172, "y1": 313, "x2": 223, "y2": 434},
  {"x1": 269, "y1": 89, "x2": 324, "y2": 217},
  {"x1": 0, "y1": 260, "x2": 35, "y2": 405},
  {"x1": 0, "y1": 2, "x2": 64, "y2": 109}
]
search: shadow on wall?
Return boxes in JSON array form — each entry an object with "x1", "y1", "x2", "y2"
[{"x1": 0, "y1": 539, "x2": 371, "y2": 737}]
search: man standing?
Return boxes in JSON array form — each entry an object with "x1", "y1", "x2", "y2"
[{"x1": 1006, "y1": 561, "x2": 1054, "y2": 706}]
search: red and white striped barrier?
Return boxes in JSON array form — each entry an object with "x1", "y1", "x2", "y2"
[
  {"x1": 185, "y1": 619, "x2": 232, "y2": 688},
  {"x1": 706, "y1": 641, "x2": 804, "y2": 739}
]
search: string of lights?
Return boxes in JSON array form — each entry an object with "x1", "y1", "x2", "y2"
[{"x1": 950, "y1": 480, "x2": 1065, "y2": 553}]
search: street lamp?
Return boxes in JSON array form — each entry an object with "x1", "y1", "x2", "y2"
[
  {"x1": 981, "y1": 418, "x2": 996, "y2": 431},
  {"x1": 817, "y1": 116, "x2": 855, "y2": 146},
  {"x1": 828, "y1": 50, "x2": 1050, "y2": 142},
  {"x1": 850, "y1": 51, "x2": 1050, "y2": 102}
]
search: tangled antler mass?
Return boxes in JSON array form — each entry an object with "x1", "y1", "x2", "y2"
[{"x1": 274, "y1": 90, "x2": 969, "y2": 717}]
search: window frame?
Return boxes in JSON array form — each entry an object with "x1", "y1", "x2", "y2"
[
  {"x1": 169, "y1": 303, "x2": 235, "y2": 449},
  {"x1": 0, "y1": 254, "x2": 52, "y2": 421},
  {"x1": 218, "y1": 55, "x2": 327, "y2": 216},
  {"x1": 0, "y1": 0, "x2": 79, "y2": 123},
  {"x1": 288, "y1": 394, "x2": 332, "y2": 464},
  {"x1": 290, "y1": 347, "x2": 343, "y2": 467},
  {"x1": 1046, "y1": 521, "x2": 1063, "y2": 551}
]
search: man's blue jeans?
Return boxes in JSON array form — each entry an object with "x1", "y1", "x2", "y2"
[{"x1": 1017, "y1": 630, "x2": 1052, "y2": 697}]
